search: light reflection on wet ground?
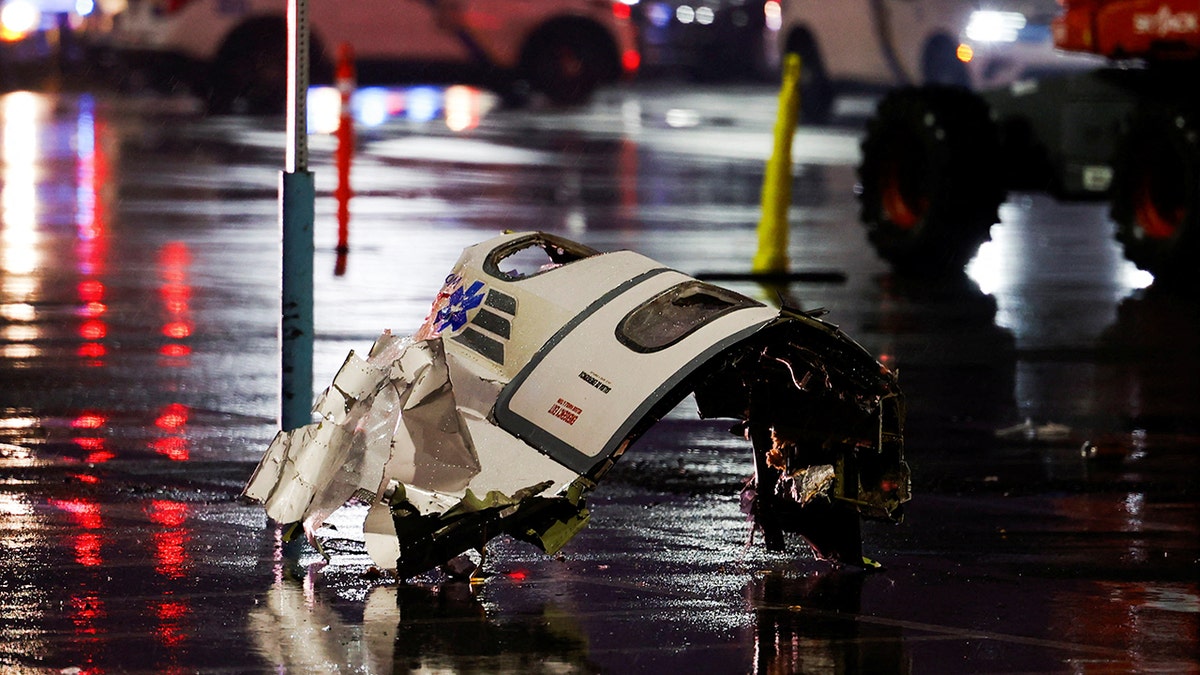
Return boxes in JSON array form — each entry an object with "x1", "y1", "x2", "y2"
[{"x1": 0, "y1": 83, "x2": 1196, "y2": 673}]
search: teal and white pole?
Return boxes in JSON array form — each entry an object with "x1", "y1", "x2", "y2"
[{"x1": 280, "y1": 0, "x2": 314, "y2": 430}]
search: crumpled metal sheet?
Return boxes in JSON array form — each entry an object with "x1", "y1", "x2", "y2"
[{"x1": 243, "y1": 329, "x2": 578, "y2": 542}]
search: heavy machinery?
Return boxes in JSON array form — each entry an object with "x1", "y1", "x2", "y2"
[{"x1": 856, "y1": 0, "x2": 1200, "y2": 288}]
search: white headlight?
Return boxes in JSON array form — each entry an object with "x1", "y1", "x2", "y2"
[
  {"x1": 965, "y1": 10, "x2": 1027, "y2": 43},
  {"x1": 1, "y1": 1, "x2": 42, "y2": 40}
]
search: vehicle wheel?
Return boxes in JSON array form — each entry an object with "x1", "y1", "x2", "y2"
[
  {"x1": 1110, "y1": 104, "x2": 1200, "y2": 289},
  {"x1": 207, "y1": 22, "x2": 289, "y2": 115},
  {"x1": 523, "y1": 32, "x2": 605, "y2": 106},
  {"x1": 858, "y1": 86, "x2": 1005, "y2": 275},
  {"x1": 784, "y1": 30, "x2": 832, "y2": 124}
]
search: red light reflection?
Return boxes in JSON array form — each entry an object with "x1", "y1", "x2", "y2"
[
  {"x1": 51, "y1": 498, "x2": 104, "y2": 567},
  {"x1": 159, "y1": 344, "x2": 191, "y2": 357},
  {"x1": 149, "y1": 500, "x2": 191, "y2": 580},
  {"x1": 51, "y1": 498, "x2": 102, "y2": 529},
  {"x1": 75, "y1": 531, "x2": 103, "y2": 566},
  {"x1": 70, "y1": 593, "x2": 105, "y2": 634},
  {"x1": 159, "y1": 241, "x2": 190, "y2": 277},
  {"x1": 156, "y1": 600, "x2": 191, "y2": 649},
  {"x1": 161, "y1": 321, "x2": 193, "y2": 339},
  {"x1": 160, "y1": 282, "x2": 189, "y2": 314},
  {"x1": 155, "y1": 403, "x2": 188, "y2": 430},
  {"x1": 148, "y1": 499, "x2": 188, "y2": 528},
  {"x1": 151, "y1": 436, "x2": 189, "y2": 462},
  {"x1": 79, "y1": 319, "x2": 106, "y2": 340},
  {"x1": 78, "y1": 343, "x2": 106, "y2": 359},
  {"x1": 77, "y1": 280, "x2": 104, "y2": 303},
  {"x1": 158, "y1": 242, "x2": 193, "y2": 360},
  {"x1": 622, "y1": 49, "x2": 641, "y2": 73},
  {"x1": 154, "y1": 530, "x2": 190, "y2": 579},
  {"x1": 152, "y1": 402, "x2": 191, "y2": 461},
  {"x1": 73, "y1": 437, "x2": 106, "y2": 452},
  {"x1": 72, "y1": 412, "x2": 106, "y2": 429},
  {"x1": 68, "y1": 107, "x2": 111, "y2": 464}
]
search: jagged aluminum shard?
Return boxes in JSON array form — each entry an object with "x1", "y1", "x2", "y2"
[{"x1": 242, "y1": 231, "x2": 910, "y2": 576}]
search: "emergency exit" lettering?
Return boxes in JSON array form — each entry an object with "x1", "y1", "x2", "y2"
[{"x1": 548, "y1": 398, "x2": 582, "y2": 425}]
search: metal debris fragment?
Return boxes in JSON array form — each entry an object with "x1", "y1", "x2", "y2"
[{"x1": 243, "y1": 232, "x2": 910, "y2": 575}]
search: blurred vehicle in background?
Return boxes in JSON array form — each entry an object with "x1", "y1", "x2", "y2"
[
  {"x1": 107, "y1": 0, "x2": 640, "y2": 114},
  {"x1": 76, "y1": 0, "x2": 126, "y2": 57},
  {"x1": 634, "y1": 0, "x2": 780, "y2": 80},
  {"x1": 774, "y1": 0, "x2": 1106, "y2": 122},
  {"x1": 0, "y1": 0, "x2": 100, "y2": 83}
]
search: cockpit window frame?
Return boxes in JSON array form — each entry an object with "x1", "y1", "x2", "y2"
[
  {"x1": 615, "y1": 280, "x2": 765, "y2": 354},
  {"x1": 482, "y1": 232, "x2": 601, "y2": 282}
]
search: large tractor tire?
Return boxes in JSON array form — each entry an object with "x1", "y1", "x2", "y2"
[
  {"x1": 858, "y1": 86, "x2": 1006, "y2": 275},
  {"x1": 1110, "y1": 103, "x2": 1200, "y2": 290}
]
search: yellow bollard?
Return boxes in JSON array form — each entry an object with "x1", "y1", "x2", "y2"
[{"x1": 752, "y1": 53, "x2": 802, "y2": 275}]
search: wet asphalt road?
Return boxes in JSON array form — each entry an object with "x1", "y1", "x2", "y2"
[{"x1": 0, "y1": 81, "x2": 1197, "y2": 674}]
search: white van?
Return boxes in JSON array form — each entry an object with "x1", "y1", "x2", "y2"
[
  {"x1": 109, "y1": 0, "x2": 641, "y2": 112},
  {"x1": 772, "y1": 0, "x2": 1104, "y2": 121}
]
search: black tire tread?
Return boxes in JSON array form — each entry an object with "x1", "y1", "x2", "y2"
[
  {"x1": 858, "y1": 86, "x2": 1006, "y2": 275},
  {"x1": 1110, "y1": 103, "x2": 1200, "y2": 289}
]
